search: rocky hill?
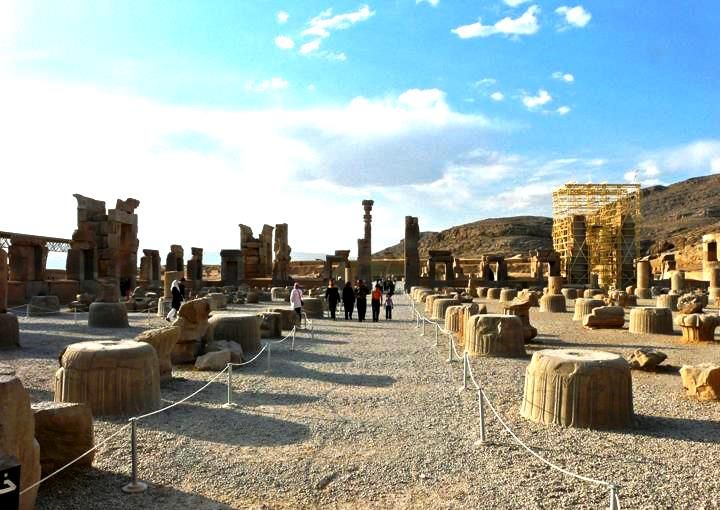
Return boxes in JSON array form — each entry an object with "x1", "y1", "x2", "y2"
[
  {"x1": 376, "y1": 174, "x2": 720, "y2": 269},
  {"x1": 375, "y1": 216, "x2": 554, "y2": 258}
]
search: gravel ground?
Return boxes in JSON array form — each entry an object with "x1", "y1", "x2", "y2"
[{"x1": 2, "y1": 295, "x2": 720, "y2": 509}]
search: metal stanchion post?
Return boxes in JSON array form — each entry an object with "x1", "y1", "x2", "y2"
[
  {"x1": 266, "y1": 343, "x2": 272, "y2": 371},
  {"x1": 446, "y1": 333, "x2": 453, "y2": 363},
  {"x1": 290, "y1": 327, "x2": 295, "y2": 351},
  {"x1": 609, "y1": 486, "x2": 619, "y2": 510},
  {"x1": 222, "y1": 364, "x2": 236, "y2": 408},
  {"x1": 26, "y1": 304, "x2": 30, "y2": 320},
  {"x1": 434, "y1": 323, "x2": 439, "y2": 347},
  {"x1": 420, "y1": 319, "x2": 426, "y2": 337},
  {"x1": 122, "y1": 418, "x2": 148, "y2": 493},
  {"x1": 461, "y1": 352, "x2": 468, "y2": 390},
  {"x1": 476, "y1": 390, "x2": 487, "y2": 444}
]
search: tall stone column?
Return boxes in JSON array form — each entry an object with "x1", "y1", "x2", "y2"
[
  {"x1": 0, "y1": 248, "x2": 8, "y2": 313},
  {"x1": 636, "y1": 260, "x2": 652, "y2": 299},
  {"x1": 404, "y1": 216, "x2": 420, "y2": 289},
  {"x1": 357, "y1": 200, "x2": 374, "y2": 283}
]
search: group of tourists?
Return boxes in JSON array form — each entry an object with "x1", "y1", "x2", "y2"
[{"x1": 290, "y1": 277, "x2": 397, "y2": 323}]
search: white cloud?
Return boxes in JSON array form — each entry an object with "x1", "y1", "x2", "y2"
[
  {"x1": 504, "y1": 0, "x2": 530, "y2": 6},
  {"x1": 712, "y1": 158, "x2": 720, "y2": 174},
  {"x1": 0, "y1": 74, "x2": 508, "y2": 257},
  {"x1": 416, "y1": 0, "x2": 439, "y2": 6},
  {"x1": 556, "y1": 6, "x2": 592, "y2": 28},
  {"x1": 244, "y1": 77, "x2": 289, "y2": 92},
  {"x1": 299, "y1": 38, "x2": 322, "y2": 55},
  {"x1": 522, "y1": 89, "x2": 552, "y2": 109},
  {"x1": 473, "y1": 78, "x2": 497, "y2": 89},
  {"x1": 274, "y1": 35, "x2": 294, "y2": 50},
  {"x1": 302, "y1": 5, "x2": 375, "y2": 39},
  {"x1": 0, "y1": 1, "x2": 19, "y2": 46},
  {"x1": 452, "y1": 5, "x2": 540, "y2": 39},
  {"x1": 556, "y1": 106, "x2": 571, "y2": 115},
  {"x1": 490, "y1": 92, "x2": 505, "y2": 101},
  {"x1": 552, "y1": 71, "x2": 575, "y2": 83},
  {"x1": 277, "y1": 11, "x2": 289, "y2": 24}
]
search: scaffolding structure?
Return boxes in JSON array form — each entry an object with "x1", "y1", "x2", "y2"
[{"x1": 552, "y1": 184, "x2": 641, "y2": 289}]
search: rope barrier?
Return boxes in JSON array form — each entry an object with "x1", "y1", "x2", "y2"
[
  {"x1": 406, "y1": 295, "x2": 620, "y2": 510},
  {"x1": 20, "y1": 422, "x2": 131, "y2": 496}
]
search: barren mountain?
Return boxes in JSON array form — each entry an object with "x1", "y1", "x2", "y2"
[
  {"x1": 376, "y1": 174, "x2": 720, "y2": 269},
  {"x1": 375, "y1": 216, "x2": 554, "y2": 258}
]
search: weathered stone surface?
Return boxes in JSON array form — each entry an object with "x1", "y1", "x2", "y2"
[
  {"x1": 675, "y1": 313, "x2": 720, "y2": 342},
  {"x1": 88, "y1": 302, "x2": 129, "y2": 328},
  {"x1": 607, "y1": 290, "x2": 637, "y2": 308},
  {"x1": 0, "y1": 248, "x2": 8, "y2": 313},
  {"x1": 521, "y1": 349, "x2": 634, "y2": 429},
  {"x1": 206, "y1": 340, "x2": 244, "y2": 363},
  {"x1": 561, "y1": 288, "x2": 577, "y2": 300},
  {"x1": 499, "y1": 288, "x2": 517, "y2": 303},
  {"x1": 656, "y1": 294, "x2": 679, "y2": 311},
  {"x1": 257, "y1": 312, "x2": 282, "y2": 338},
  {"x1": 28, "y1": 295, "x2": 60, "y2": 316},
  {"x1": 670, "y1": 271, "x2": 685, "y2": 295},
  {"x1": 423, "y1": 294, "x2": 444, "y2": 315},
  {"x1": 54, "y1": 340, "x2": 160, "y2": 416},
  {"x1": 431, "y1": 298, "x2": 459, "y2": 321},
  {"x1": 680, "y1": 363, "x2": 720, "y2": 401},
  {"x1": 135, "y1": 326, "x2": 181, "y2": 381},
  {"x1": 539, "y1": 294, "x2": 566, "y2": 313},
  {"x1": 303, "y1": 297, "x2": 324, "y2": 319},
  {"x1": 572, "y1": 298, "x2": 604, "y2": 321},
  {"x1": 583, "y1": 288, "x2": 604, "y2": 299},
  {"x1": 476, "y1": 287, "x2": 489, "y2": 298},
  {"x1": 677, "y1": 293, "x2": 705, "y2": 314},
  {"x1": 0, "y1": 312, "x2": 20, "y2": 349},
  {"x1": 627, "y1": 348, "x2": 667, "y2": 370},
  {"x1": 0, "y1": 366, "x2": 41, "y2": 510},
  {"x1": 246, "y1": 291, "x2": 259, "y2": 304},
  {"x1": 266, "y1": 307, "x2": 298, "y2": 330},
  {"x1": 32, "y1": 401, "x2": 94, "y2": 476},
  {"x1": 502, "y1": 296, "x2": 538, "y2": 343},
  {"x1": 629, "y1": 307, "x2": 674, "y2": 335},
  {"x1": 172, "y1": 298, "x2": 212, "y2": 364},
  {"x1": 270, "y1": 287, "x2": 290, "y2": 301},
  {"x1": 583, "y1": 306, "x2": 625, "y2": 329},
  {"x1": 547, "y1": 276, "x2": 563, "y2": 295},
  {"x1": 486, "y1": 288, "x2": 501, "y2": 300},
  {"x1": 464, "y1": 314, "x2": 525, "y2": 358},
  {"x1": 204, "y1": 314, "x2": 262, "y2": 353},
  {"x1": 195, "y1": 350, "x2": 231, "y2": 371},
  {"x1": 207, "y1": 292, "x2": 227, "y2": 311}
]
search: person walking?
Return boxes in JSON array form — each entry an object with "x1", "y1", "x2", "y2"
[
  {"x1": 166, "y1": 277, "x2": 186, "y2": 322},
  {"x1": 355, "y1": 280, "x2": 369, "y2": 322},
  {"x1": 290, "y1": 282, "x2": 304, "y2": 324},
  {"x1": 342, "y1": 281, "x2": 355, "y2": 320},
  {"x1": 371, "y1": 284, "x2": 383, "y2": 322},
  {"x1": 325, "y1": 280, "x2": 340, "y2": 320},
  {"x1": 385, "y1": 293, "x2": 394, "y2": 320}
]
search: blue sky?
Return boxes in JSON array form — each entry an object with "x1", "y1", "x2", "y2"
[{"x1": 1, "y1": 1, "x2": 719, "y2": 261}]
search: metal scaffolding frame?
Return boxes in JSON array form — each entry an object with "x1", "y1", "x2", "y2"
[
  {"x1": 0, "y1": 231, "x2": 72, "y2": 252},
  {"x1": 552, "y1": 184, "x2": 641, "y2": 289}
]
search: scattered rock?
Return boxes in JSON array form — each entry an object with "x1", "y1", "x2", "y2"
[
  {"x1": 195, "y1": 350, "x2": 231, "y2": 371},
  {"x1": 680, "y1": 363, "x2": 720, "y2": 401},
  {"x1": 627, "y1": 348, "x2": 667, "y2": 370}
]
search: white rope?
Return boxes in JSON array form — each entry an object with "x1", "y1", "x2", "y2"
[
  {"x1": 134, "y1": 366, "x2": 229, "y2": 420},
  {"x1": 268, "y1": 326, "x2": 297, "y2": 345},
  {"x1": 229, "y1": 343, "x2": 269, "y2": 367},
  {"x1": 19, "y1": 422, "x2": 131, "y2": 495},
  {"x1": 407, "y1": 294, "x2": 619, "y2": 502}
]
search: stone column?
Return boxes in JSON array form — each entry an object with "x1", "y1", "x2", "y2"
[
  {"x1": 186, "y1": 247, "x2": 203, "y2": 286},
  {"x1": 709, "y1": 268, "x2": 720, "y2": 302},
  {"x1": 404, "y1": 216, "x2": 420, "y2": 289},
  {"x1": 0, "y1": 248, "x2": 7, "y2": 313},
  {"x1": 260, "y1": 225, "x2": 274, "y2": 277},
  {"x1": 357, "y1": 200, "x2": 374, "y2": 283},
  {"x1": 635, "y1": 261, "x2": 652, "y2": 298},
  {"x1": 670, "y1": 271, "x2": 685, "y2": 295}
]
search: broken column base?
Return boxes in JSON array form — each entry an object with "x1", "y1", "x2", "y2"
[
  {"x1": 0, "y1": 313, "x2": 20, "y2": 349},
  {"x1": 88, "y1": 302, "x2": 129, "y2": 328}
]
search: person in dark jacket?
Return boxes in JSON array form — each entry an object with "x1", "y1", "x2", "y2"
[
  {"x1": 355, "y1": 280, "x2": 369, "y2": 322},
  {"x1": 342, "y1": 281, "x2": 355, "y2": 320},
  {"x1": 166, "y1": 277, "x2": 186, "y2": 321},
  {"x1": 325, "y1": 280, "x2": 340, "y2": 320}
]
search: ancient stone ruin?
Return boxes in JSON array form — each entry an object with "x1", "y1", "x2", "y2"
[
  {"x1": 66, "y1": 195, "x2": 140, "y2": 297},
  {"x1": 521, "y1": 349, "x2": 634, "y2": 429},
  {"x1": 357, "y1": 200, "x2": 374, "y2": 283},
  {"x1": 272, "y1": 223, "x2": 291, "y2": 284}
]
